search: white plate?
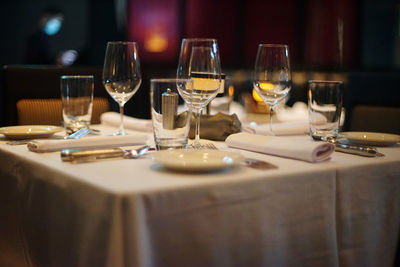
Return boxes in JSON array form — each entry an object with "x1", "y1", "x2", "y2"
[
  {"x1": 0, "y1": 125, "x2": 64, "y2": 140},
  {"x1": 341, "y1": 132, "x2": 400, "y2": 147},
  {"x1": 152, "y1": 149, "x2": 244, "y2": 172}
]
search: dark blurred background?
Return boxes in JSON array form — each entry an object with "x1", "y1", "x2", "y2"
[{"x1": 1, "y1": 0, "x2": 399, "y2": 127}]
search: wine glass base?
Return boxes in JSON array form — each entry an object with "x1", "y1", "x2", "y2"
[
  {"x1": 189, "y1": 143, "x2": 204, "y2": 149},
  {"x1": 112, "y1": 130, "x2": 126, "y2": 136}
]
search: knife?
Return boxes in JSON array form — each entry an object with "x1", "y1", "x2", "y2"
[
  {"x1": 61, "y1": 145, "x2": 150, "y2": 163},
  {"x1": 334, "y1": 142, "x2": 384, "y2": 157}
]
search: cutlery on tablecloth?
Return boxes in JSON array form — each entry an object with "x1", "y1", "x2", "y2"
[
  {"x1": 326, "y1": 137, "x2": 384, "y2": 157},
  {"x1": 203, "y1": 143, "x2": 278, "y2": 170},
  {"x1": 6, "y1": 128, "x2": 96, "y2": 145},
  {"x1": 61, "y1": 145, "x2": 150, "y2": 163}
]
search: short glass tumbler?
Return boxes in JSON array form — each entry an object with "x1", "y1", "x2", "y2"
[
  {"x1": 150, "y1": 79, "x2": 192, "y2": 150},
  {"x1": 60, "y1": 75, "x2": 94, "y2": 133},
  {"x1": 308, "y1": 80, "x2": 343, "y2": 141}
]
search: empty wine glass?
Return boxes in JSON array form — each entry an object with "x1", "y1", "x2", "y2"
[
  {"x1": 176, "y1": 38, "x2": 222, "y2": 148},
  {"x1": 253, "y1": 44, "x2": 291, "y2": 135},
  {"x1": 102, "y1": 41, "x2": 142, "y2": 136}
]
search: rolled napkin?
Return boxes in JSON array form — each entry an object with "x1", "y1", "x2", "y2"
[
  {"x1": 27, "y1": 134, "x2": 148, "y2": 153},
  {"x1": 101, "y1": 112, "x2": 153, "y2": 132},
  {"x1": 241, "y1": 121, "x2": 309, "y2": 136},
  {"x1": 225, "y1": 132, "x2": 334, "y2": 163}
]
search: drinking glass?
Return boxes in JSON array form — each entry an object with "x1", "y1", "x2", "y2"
[
  {"x1": 253, "y1": 44, "x2": 291, "y2": 135},
  {"x1": 308, "y1": 80, "x2": 343, "y2": 141},
  {"x1": 60, "y1": 75, "x2": 94, "y2": 134},
  {"x1": 176, "y1": 38, "x2": 222, "y2": 148},
  {"x1": 150, "y1": 78, "x2": 192, "y2": 150},
  {"x1": 208, "y1": 75, "x2": 234, "y2": 115},
  {"x1": 102, "y1": 41, "x2": 142, "y2": 136}
]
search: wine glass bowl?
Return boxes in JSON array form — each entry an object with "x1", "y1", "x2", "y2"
[
  {"x1": 253, "y1": 44, "x2": 291, "y2": 135},
  {"x1": 102, "y1": 41, "x2": 142, "y2": 136},
  {"x1": 176, "y1": 39, "x2": 222, "y2": 148}
]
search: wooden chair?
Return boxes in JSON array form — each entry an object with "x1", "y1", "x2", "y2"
[
  {"x1": 1, "y1": 65, "x2": 112, "y2": 126},
  {"x1": 16, "y1": 98, "x2": 109, "y2": 125}
]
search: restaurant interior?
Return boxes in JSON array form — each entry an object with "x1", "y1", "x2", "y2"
[
  {"x1": 0, "y1": 0, "x2": 400, "y2": 267},
  {"x1": 1, "y1": 0, "x2": 400, "y2": 130}
]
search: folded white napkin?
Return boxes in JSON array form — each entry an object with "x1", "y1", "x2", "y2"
[
  {"x1": 275, "y1": 101, "x2": 309, "y2": 123},
  {"x1": 226, "y1": 132, "x2": 334, "y2": 163},
  {"x1": 101, "y1": 112, "x2": 153, "y2": 132},
  {"x1": 242, "y1": 121, "x2": 309, "y2": 136},
  {"x1": 27, "y1": 134, "x2": 148, "y2": 153}
]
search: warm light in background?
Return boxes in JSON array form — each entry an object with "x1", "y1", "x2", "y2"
[
  {"x1": 127, "y1": 0, "x2": 179, "y2": 62},
  {"x1": 259, "y1": 82, "x2": 274, "y2": 90},
  {"x1": 252, "y1": 82, "x2": 275, "y2": 102},
  {"x1": 228, "y1": 85, "x2": 234, "y2": 97},
  {"x1": 252, "y1": 89, "x2": 263, "y2": 102},
  {"x1": 144, "y1": 33, "x2": 168, "y2": 52}
]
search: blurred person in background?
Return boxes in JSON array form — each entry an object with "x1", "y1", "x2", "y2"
[{"x1": 24, "y1": 6, "x2": 77, "y2": 66}]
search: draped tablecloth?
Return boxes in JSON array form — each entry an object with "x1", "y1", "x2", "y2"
[{"x1": 0, "y1": 126, "x2": 399, "y2": 267}]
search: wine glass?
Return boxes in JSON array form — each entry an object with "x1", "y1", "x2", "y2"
[
  {"x1": 176, "y1": 38, "x2": 221, "y2": 148},
  {"x1": 102, "y1": 41, "x2": 142, "y2": 136},
  {"x1": 253, "y1": 44, "x2": 291, "y2": 135}
]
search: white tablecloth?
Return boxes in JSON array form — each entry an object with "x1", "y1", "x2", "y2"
[{"x1": 0, "y1": 125, "x2": 399, "y2": 267}]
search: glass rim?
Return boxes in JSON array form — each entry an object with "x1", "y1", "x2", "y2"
[
  {"x1": 107, "y1": 41, "x2": 138, "y2": 45},
  {"x1": 150, "y1": 78, "x2": 192, "y2": 83},
  {"x1": 308, "y1": 80, "x2": 343, "y2": 84},
  {"x1": 61, "y1": 75, "x2": 93, "y2": 79},
  {"x1": 182, "y1": 38, "x2": 217, "y2": 42},
  {"x1": 259, "y1": 44, "x2": 288, "y2": 48}
]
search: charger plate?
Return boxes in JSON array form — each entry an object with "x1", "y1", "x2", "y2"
[
  {"x1": 341, "y1": 132, "x2": 400, "y2": 147},
  {"x1": 0, "y1": 125, "x2": 64, "y2": 140},
  {"x1": 152, "y1": 149, "x2": 244, "y2": 172}
]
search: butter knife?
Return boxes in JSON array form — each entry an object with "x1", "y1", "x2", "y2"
[{"x1": 61, "y1": 145, "x2": 150, "y2": 163}]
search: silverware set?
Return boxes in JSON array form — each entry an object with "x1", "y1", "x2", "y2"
[
  {"x1": 203, "y1": 142, "x2": 278, "y2": 169},
  {"x1": 61, "y1": 145, "x2": 150, "y2": 163},
  {"x1": 325, "y1": 136, "x2": 384, "y2": 157}
]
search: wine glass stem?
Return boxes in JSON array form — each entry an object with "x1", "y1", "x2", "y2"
[
  {"x1": 269, "y1": 106, "x2": 275, "y2": 136},
  {"x1": 193, "y1": 108, "x2": 202, "y2": 146},
  {"x1": 119, "y1": 104, "x2": 125, "y2": 135}
]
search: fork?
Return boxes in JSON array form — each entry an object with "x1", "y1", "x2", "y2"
[
  {"x1": 203, "y1": 142, "x2": 278, "y2": 170},
  {"x1": 64, "y1": 128, "x2": 92, "y2": 140}
]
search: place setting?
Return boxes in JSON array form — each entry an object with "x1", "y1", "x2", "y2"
[
  {"x1": 306, "y1": 80, "x2": 399, "y2": 156},
  {"x1": 1, "y1": 39, "x2": 397, "y2": 172}
]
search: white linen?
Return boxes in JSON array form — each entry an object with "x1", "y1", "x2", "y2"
[
  {"x1": 226, "y1": 132, "x2": 334, "y2": 162},
  {"x1": 0, "y1": 135, "x2": 400, "y2": 267},
  {"x1": 101, "y1": 112, "x2": 153, "y2": 132},
  {"x1": 27, "y1": 134, "x2": 148, "y2": 152},
  {"x1": 242, "y1": 121, "x2": 309, "y2": 136},
  {"x1": 275, "y1": 101, "x2": 309, "y2": 122}
]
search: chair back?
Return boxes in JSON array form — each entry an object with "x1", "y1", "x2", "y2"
[
  {"x1": 17, "y1": 98, "x2": 109, "y2": 125},
  {"x1": 2, "y1": 65, "x2": 111, "y2": 126},
  {"x1": 343, "y1": 72, "x2": 400, "y2": 134}
]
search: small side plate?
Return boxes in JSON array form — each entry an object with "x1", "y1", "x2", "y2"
[
  {"x1": 0, "y1": 125, "x2": 64, "y2": 140},
  {"x1": 341, "y1": 132, "x2": 400, "y2": 147},
  {"x1": 152, "y1": 149, "x2": 244, "y2": 172}
]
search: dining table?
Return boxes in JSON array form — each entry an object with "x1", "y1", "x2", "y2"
[{"x1": 0, "y1": 124, "x2": 399, "y2": 267}]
